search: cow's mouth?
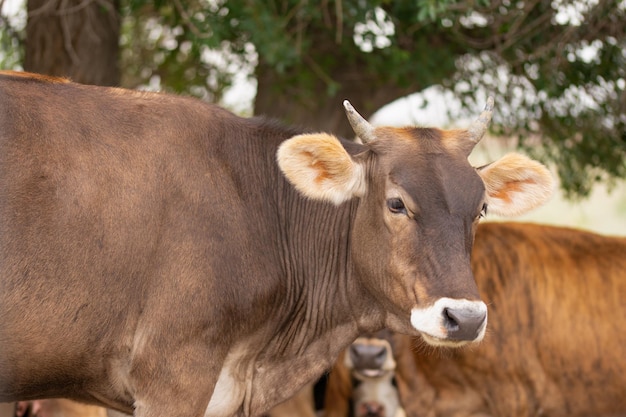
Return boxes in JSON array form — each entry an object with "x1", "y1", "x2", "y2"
[
  {"x1": 418, "y1": 332, "x2": 471, "y2": 348},
  {"x1": 353, "y1": 368, "x2": 387, "y2": 379}
]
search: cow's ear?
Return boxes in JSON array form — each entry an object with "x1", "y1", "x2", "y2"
[
  {"x1": 277, "y1": 133, "x2": 367, "y2": 205},
  {"x1": 478, "y1": 153, "x2": 555, "y2": 217}
]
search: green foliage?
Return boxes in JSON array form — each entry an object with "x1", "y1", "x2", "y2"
[
  {"x1": 0, "y1": 27, "x2": 22, "y2": 70},
  {"x1": 0, "y1": 1, "x2": 24, "y2": 71},
  {"x1": 415, "y1": 0, "x2": 456, "y2": 22},
  {"x1": 445, "y1": 1, "x2": 626, "y2": 198}
]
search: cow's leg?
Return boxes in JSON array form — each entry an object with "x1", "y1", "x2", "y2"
[{"x1": 131, "y1": 343, "x2": 229, "y2": 417}]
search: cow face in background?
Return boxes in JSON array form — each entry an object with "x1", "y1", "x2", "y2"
[
  {"x1": 345, "y1": 330, "x2": 404, "y2": 417},
  {"x1": 346, "y1": 330, "x2": 396, "y2": 382},
  {"x1": 277, "y1": 98, "x2": 554, "y2": 347}
]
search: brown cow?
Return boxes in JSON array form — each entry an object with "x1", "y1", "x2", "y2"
[
  {"x1": 322, "y1": 223, "x2": 626, "y2": 417},
  {"x1": 343, "y1": 331, "x2": 404, "y2": 417},
  {"x1": 272, "y1": 331, "x2": 404, "y2": 417},
  {"x1": 0, "y1": 71, "x2": 553, "y2": 417}
]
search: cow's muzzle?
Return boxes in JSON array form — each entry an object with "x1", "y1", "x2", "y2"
[
  {"x1": 349, "y1": 343, "x2": 388, "y2": 378},
  {"x1": 410, "y1": 298, "x2": 488, "y2": 347}
]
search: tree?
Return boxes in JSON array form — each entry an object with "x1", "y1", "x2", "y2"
[
  {"x1": 24, "y1": 0, "x2": 120, "y2": 86},
  {"x1": 0, "y1": 0, "x2": 624, "y2": 197}
]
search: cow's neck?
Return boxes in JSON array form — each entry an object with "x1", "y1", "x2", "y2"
[
  {"x1": 207, "y1": 137, "x2": 385, "y2": 416},
  {"x1": 277, "y1": 187, "x2": 380, "y2": 338},
  {"x1": 232, "y1": 184, "x2": 383, "y2": 415}
]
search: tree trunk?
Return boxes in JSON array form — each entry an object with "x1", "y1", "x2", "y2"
[
  {"x1": 24, "y1": 0, "x2": 120, "y2": 86},
  {"x1": 252, "y1": 3, "x2": 466, "y2": 137},
  {"x1": 254, "y1": 59, "x2": 417, "y2": 138}
]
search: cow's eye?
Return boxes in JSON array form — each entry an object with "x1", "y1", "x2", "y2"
[
  {"x1": 478, "y1": 203, "x2": 488, "y2": 219},
  {"x1": 387, "y1": 198, "x2": 407, "y2": 215}
]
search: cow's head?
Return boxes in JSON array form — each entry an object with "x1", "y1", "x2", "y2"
[
  {"x1": 345, "y1": 329, "x2": 396, "y2": 381},
  {"x1": 345, "y1": 330, "x2": 400, "y2": 417},
  {"x1": 276, "y1": 98, "x2": 553, "y2": 347}
]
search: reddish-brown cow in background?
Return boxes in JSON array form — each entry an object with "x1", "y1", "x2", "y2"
[{"x1": 320, "y1": 223, "x2": 626, "y2": 417}]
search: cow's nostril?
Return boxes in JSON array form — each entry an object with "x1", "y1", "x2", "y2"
[
  {"x1": 443, "y1": 307, "x2": 460, "y2": 332},
  {"x1": 442, "y1": 306, "x2": 486, "y2": 341}
]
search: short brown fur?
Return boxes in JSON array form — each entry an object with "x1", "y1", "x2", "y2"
[{"x1": 0, "y1": 70, "x2": 69, "y2": 83}]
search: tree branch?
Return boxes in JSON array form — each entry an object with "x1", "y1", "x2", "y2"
[{"x1": 172, "y1": 0, "x2": 211, "y2": 39}]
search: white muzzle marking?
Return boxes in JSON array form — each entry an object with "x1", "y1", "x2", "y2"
[{"x1": 410, "y1": 297, "x2": 488, "y2": 347}]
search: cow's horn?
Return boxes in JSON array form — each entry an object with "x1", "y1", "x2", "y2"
[
  {"x1": 343, "y1": 100, "x2": 375, "y2": 143},
  {"x1": 467, "y1": 96, "x2": 495, "y2": 144}
]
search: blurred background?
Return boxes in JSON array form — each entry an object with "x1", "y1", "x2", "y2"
[{"x1": 1, "y1": 0, "x2": 624, "y2": 235}]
